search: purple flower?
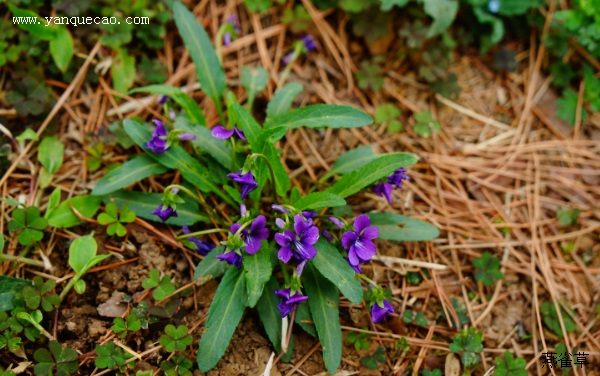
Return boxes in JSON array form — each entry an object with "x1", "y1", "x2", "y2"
[
  {"x1": 272, "y1": 204, "x2": 290, "y2": 214},
  {"x1": 322, "y1": 229, "x2": 334, "y2": 243},
  {"x1": 341, "y1": 214, "x2": 379, "y2": 271},
  {"x1": 301, "y1": 35, "x2": 317, "y2": 52},
  {"x1": 373, "y1": 182, "x2": 394, "y2": 203},
  {"x1": 212, "y1": 124, "x2": 246, "y2": 141},
  {"x1": 274, "y1": 288, "x2": 308, "y2": 317},
  {"x1": 182, "y1": 226, "x2": 216, "y2": 256},
  {"x1": 347, "y1": 260, "x2": 362, "y2": 274},
  {"x1": 152, "y1": 205, "x2": 178, "y2": 223},
  {"x1": 158, "y1": 95, "x2": 170, "y2": 105},
  {"x1": 178, "y1": 132, "x2": 197, "y2": 141},
  {"x1": 388, "y1": 167, "x2": 409, "y2": 189},
  {"x1": 371, "y1": 299, "x2": 394, "y2": 323},
  {"x1": 223, "y1": 15, "x2": 241, "y2": 47},
  {"x1": 216, "y1": 250, "x2": 243, "y2": 269},
  {"x1": 244, "y1": 215, "x2": 270, "y2": 254},
  {"x1": 144, "y1": 120, "x2": 168, "y2": 154},
  {"x1": 275, "y1": 218, "x2": 286, "y2": 229},
  {"x1": 227, "y1": 170, "x2": 258, "y2": 200},
  {"x1": 275, "y1": 215, "x2": 319, "y2": 275},
  {"x1": 282, "y1": 52, "x2": 295, "y2": 66},
  {"x1": 302, "y1": 211, "x2": 318, "y2": 220},
  {"x1": 328, "y1": 216, "x2": 344, "y2": 229}
]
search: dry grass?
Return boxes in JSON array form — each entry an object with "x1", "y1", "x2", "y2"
[{"x1": 1, "y1": 0, "x2": 600, "y2": 375}]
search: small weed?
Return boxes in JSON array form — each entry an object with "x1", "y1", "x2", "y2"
[
  {"x1": 375, "y1": 104, "x2": 403, "y2": 134},
  {"x1": 449, "y1": 328, "x2": 484, "y2": 370},
  {"x1": 33, "y1": 341, "x2": 79, "y2": 376},
  {"x1": 356, "y1": 57, "x2": 384, "y2": 92},
  {"x1": 473, "y1": 252, "x2": 503, "y2": 287},
  {"x1": 97, "y1": 203, "x2": 136, "y2": 237},
  {"x1": 142, "y1": 269, "x2": 177, "y2": 301},
  {"x1": 22, "y1": 276, "x2": 59, "y2": 312},
  {"x1": 540, "y1": 301, "x2": 577, "y2": 336},
  {"x1": 402, "y1": 309, "x2": 428, "y2": 326},
  {"x1": 556, "y1": 207, "x2": 580, "y2": 226},
  {"x1": 360, "y1": 346, "x2": 386, "y2": 370},
  {"x1": 8, "y1": 206, "x2": 48, "y2": 246},
  {"x1": 160, "y1": 324, "x2": 193, "y2": 353},
  {"x1": 494, "y1": 351, "x2": 527, "y2": 376},
  {"x1": 346, "y1": 329, "x2": 371, "y2": 350},
  {"x1": 413, "y1": 112, "x2": 441, "y2": 138},
  {"x1": 111, "y1": 313, "x2": 142, "y2": 339}
]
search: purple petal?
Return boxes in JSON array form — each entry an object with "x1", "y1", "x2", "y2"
[
  {"x1": 216, "y1": 251, "x2": 242, "y2": 269},
  {"x1": 352, "y1": 239, "x2": 376, "y2": 262},
  {"x1": 371, "y1": 299, "x2": 394, "y2": 323},
  {"x1": 347, "y1": 247, "x2": 360, "y2": 267},
  {"x1": 296, "y1": 259, "x2": 308, "y2": 275},
  {"x1": 275, "y1": 218, "x2": 286, "y2": 229},
  {"x1": 301, "y1": 225, "x2": 319, "y2": 246},
  {"x1": 178, "y1": 132, "x2": 196, "y2": 141},
  {"x1": 301, "y1": 35, "x2": 317, "y2": 52},
  {"x1": 293, "y1": 215, "x2": 309, "y2": 236},
  {"x1": 322, "y1": 229, "x2": 334, "y2": 243},
  {"x1": 294, "y1": 241, "x2": 316, "y2": 260},
  {"x1": 274, "y1": 288, "x2": 290, "y2": 299},
  {"x1": 275, "y1": 231, "x2": 294, "y2": 247},
  {"x1": 212, "y1": 125, "x2": 234, "y2": 139},
  {"x1": 328, "y1": 216, "x2": 344, "y2": 229},
  {"x1": 271, "y1": 204, "x2": 290, "y2": 214},
  {"x1": 354, "y1": 214, "x2": 371, "y2": 233},
  {"x1": 240, "y1": 204, "x2": 247, "y2": 217},
  {"x1": 223, "y1": 32, "x2": 232, "y2": 47},
  {"x1": 373, "y1": 182, "x2": 394, "y2": 203},
  {"x1": 152, "y1": 120, "x2": 167, "y2": 137},
  {"x1": 362, "y1": 226, "x2": 379, "y2": 240},
  {"x1": 250, "y1": 215, "x2": 266, "y2": 233},
  {"x1": 158, "y1": 95, "x2": 169, "y2": 105},
  {"x1": 341, "y1": 231, "x2": 357, "y2": 250},
  {"x1": 282, "y1": 51, "x2": 294, "y2": 66},
  {"x1": 302, "y1": 211, "x2": 318, "y2": 220},
  {"x1": 234, "y1": 126, "x2": 247, "y2": 141},
  {"x1": 244, "y1": 236, "x2": 262, "y2": 255},
  {"x1": 230, "y1": 223, "x2": 242, "y2": 235},
  {"x1": 278, "y1": 246, "x2": 293, "y2": 263}
]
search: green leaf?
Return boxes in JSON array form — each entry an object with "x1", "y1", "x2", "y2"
[
  {"x1": 123, "y1": 120, "x2": 234, "y2": 205},
  {"x1": 311, "y1": 238, "x2": 363, "y2": 304},
  {"x1": 303, "y1": 264, "x2": 342, "y2": 374},
  {"x1": 496, "y1": 0, "x2": 542, "y2": 16},
  {"x1": 111, "y1": 49, "x2": 136, "y2": 94},
  {"x1": 367, "y1": 212, "x2": 439, "y2": 241},
  {"x1": 321, "y1": 145, "x2": 378, "y2": 181},
  {"x1": 194, "y1": 246, "x2": 228, "y2": 283},
  {"x1": 197, "y1": 267, "x2": 246, "y2": 372},
  {"x1": 9, "y1": 6, "x2": 57, "y2": 40},
  {"x1": 129, "y1": 85, "x2": 206, "y2": 126},
  {"x1": 68, "y1": 233, "x2": 97, "y2": 275},
  {"x1": 171, "y1": 1, "x2": 226, "y2": 103},
  {"x1": 256, "y1": 276, "x2": 284, "y2": 352},
  {"x1": 556, "y1": 207, "x2": 581, "y2": 226},
  {"x1": 245, "y1": 0, "x2": 272, "y2": 12},
  {"x1": 266, "y1": 82, "x2": 303, "y2": 119},
  {"x1": 380, "y1": 0, "x2": 409, "y2": 11},
  {"x1": 243, "y1": 244, "x2": 272, "y2": 308},
  {"x1": 44, "y1": 187, "x2": 62, "y2": 219},
  {"x1": 264, "y1": 104, "x2": 373, "y2": 142},
  {"x1": 295, "y1": 299, "x2": 317, "y2": 337},
  {"x1": 556, "y1": 89, "x2": 585, "y2": 126},
  {"x1": 16, "y1": 128, "x2": 39, "y2": 142},
  {"x1": 473, "y1": 252, "x2": 503, "y2": 287},
  {"x1": 422, "y1": 0, "x2": 458, "y2": 38},
  {"x1": 47, "y1": 195, "x2": 104, "y2": 228},
  {"x1": 38, "y1": 136, "x2": 64, "y2": 175},
  {"x1": 375, "y1": 104, "x2": 401, "y2": 124},
  {"x1": 326, "y1": 153, "x2": 417, "y2": 199},
  {"x1": 49, "y1": 27, "x2": 74, "y2": 72},
  {"x1": 74, "y1": 279, "x2": 86, "y2": 294},
  {"x1": 241, "y1": 66, "x2": 268, "y2": 108},
  {"x1": 295, "y1": 192, "x2": 346, "y2": 210},
  {"x1": 93, "y1": 155, "x2": 168, "y2": 195},
  {"x1": 0, "y1": 276, "x2": 31, "y2": 311},
  {"x1": 174, "y1": 117, "x2": 232, "y2": 169},
  {"x1": 105, "y1": 190, "x2": 209, "y2": 226},
  {"x1": 232, "y1": 103, "x2": 263, "y2": 149},
  {"x1": 264, "y1": 145, "x2": 291, "y2": 196}
]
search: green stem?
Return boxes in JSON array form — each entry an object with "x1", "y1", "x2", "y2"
[
  {"x1": 279, "y1": 261, "x2": 290, "y2": 285},
  {"x1": 15, "y1": 313, "x2": 53, "y2": 340},
  {"x1": 163, "y1": 184, "x2": 222, "y2": 225},
  {"x1": 247, "y1": 94, "x2": 256, "y2": 113},
  {"x1": 215, "y1": 25, "x2": 227, "y2": 65},
  {"x1": 251, "y1": 153, "x2": 278, "y2": 204},
  {"x1": 230, "y1": 138, "x2": 237, "y2": 171},
  {"x1": 0, "y1": 253, "x2": 45, "y2": 268},
  {"x1": 233, "y1": 219, "x2": 254, "y2": 237},
  {"x1": 59, "y1": 274, "x2": 80, "y2": 302},
  {"x1": 177, "y1": 228, "x2": 228, "y2": 240},
  {"x1": 279, "y1": 43, "x2": 303, "y2": 86},
  {"x1": 357, "y1": 272, "x2": 378, "y2": 287}
]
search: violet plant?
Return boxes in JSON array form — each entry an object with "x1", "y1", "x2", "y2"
[{"x1": 86, "y1": 2, "x2": 438, "y2": 373}]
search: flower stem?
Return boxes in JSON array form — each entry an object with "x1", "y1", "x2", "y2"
[
  {"x1": 251, "y1": 153, "x2": 278, "y2": 204},
  {"x1": 233, "y1": 219, "x2": 254, "y2": 237},
  {"x1": 357, "y1": 272, "x2": 378, "y2": 287},
  {"x1": 279, "y1": 43, "x2": 303, "y2": 87},
  {"x1": 279, "y1": 261, "x2": 290, "y2": 285},
  {"x1": 177, "y1": 228, "x2": 228, "y2": 240},
  {"x1": 0, "y1": 253, "x2": 45, "y2": 268},
  {"x1": 230, "y1": 137, "x2": 237, "y2": 171},
  {"x1": 163, "y1": 184, "x2": 222, "y2": 224}
]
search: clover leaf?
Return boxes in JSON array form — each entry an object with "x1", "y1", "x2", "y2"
[
  {"x1": 346, "y1": 329, "x2": 371, "y2": 350},
  {"x1": 494, "y1": 351, "x2": 527, "y2": 376},
  {"x1": 22, "y1": 276, "x2": 59, "y2": 312},
  {"x1": 97, "y1": 203, "x2": 136, "y2": 237},
  {"x1": 160, "y1": 324, "x2": 193, "y2": 353},
  {"x1": 111, "y1": 313, "x2": 142, "y2": 339},
  {"x1": 413, "y1": 112, "x2": 441, "y2": 138},
  {"x1": 360, "y1": 346, "x2": 387, "y2": 370},
  {"x1": 33, "y1": 341, "x2": 79, "y2": 376},
  {"x1": 94, "y1": 342, "x2": 131, "y2": 370},
  {"x1": 403, "y1": 309, "x2": 428, "y2": 326},
  {"x1": 160, "y1": 355, "x2": 193, "y2": 376},
  {"x1": 449, "y1": 328, "x2": 484, "y2": 369},
  {"x1": 540, "y1": 301, "x2": 577, "y2": 336},
  {"x1": 556, "y1": 207, "x2": 580, "y2": 226},
  {"x1": 142, "y1": 269, "x2": 176, "y2": 301},
  {"x1": 8, "y1": 206, "x2": 48, "y2": 246},
  {"x1": 473, "y1": 252, "x2": 503, "y2": 287}
]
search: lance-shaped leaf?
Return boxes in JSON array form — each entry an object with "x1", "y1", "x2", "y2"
[
  {"x1": 256, "y1": 276, "x2": 283, "y2": 352},
  {"x1": 295, "y1": 302, "x2": 317, "y2": 337},
  {"x1": 367, "y1": 212, "x2": 439, "y2": 241},
  {"x1": 130, "y1": 85, "x2": 206, "y2": 126},
  {"x1": 241, "y1": 66, "x2": 268, "y2": 109},
  {"x1": 174, "y1": 117, "x2": 233, "y2": 169},
  {"x1": 194, "y1": 246, "x2": 228, "y2": 283},
  {"x1": 295, "y1": 192, "x2": 346, "y2": 210},
  {"x1": 326, "y1": 153, "x2": 417, "y2": 199},
  {"x1": 264, "y1": 104, "x2": 373, "y2": 142},
  {"x1": 93, "y1": 155, "x2": 168, "y2": 195},
  {"x1": 197, "y1": 267, "x2": 246, "y2": 372},
  {"x1": 320, "y1": 145, "x2": 378, "y2": 181},
  {"x1": 171, "y1": 1, "x2": 226, "y2": 103},
  {"x1": 303, "y1": 264, "x2": 342, "y2": 374},
  {"x1": 243, "y1": 244, "x2": 272, "y2": 308},
  {"x1": 266, "y1": 82, "x2": 303, "y2": 119},
  {"x1": 312, "y1": 238, "x2": 363, "y2": 304}
]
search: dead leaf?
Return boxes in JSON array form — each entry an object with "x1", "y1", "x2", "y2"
[{"x1": 445, "y1": 353, "x2": 461, "y2": 376}]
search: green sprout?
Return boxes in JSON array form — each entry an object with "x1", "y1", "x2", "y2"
[
  {"x1": 423, "y1": 370, "x2": 442, "y2": 376},
  {"x1": 556, "y1": 207, "x2": 581, "y2": 226},
  {"x1": 346, "y1": 329, "x2": 371, "y2": 350},
  {"x1": 86, "y1": 142, "x2": 104, "y2": 172},
  {"x1": 356, "y1": 56, "x2": 384, "y2": 92},
  {"x1": 494, "y1": 351, "x2": 527, "y2": 376},
  {"x1": 473, "y1": 252, "x2": 503, "y2": 287},
  {"x1": 97, "y1": 203, "x2": 136, "y2": 237},
  {"x1": 413, "y1": 112, "x2": 441, "y2": 138},
  {"x1": 33, "y1": 341, "x2": 79, "y2": 376},
  {"x1": 449, "y1": 328, "x2": 484, "y2": 370},
  {"x1": 111, "y1": 313, "x2": 142, "y2": 339},
  {"x1": 142, "y1": 269, "x2": 176, "y2": 301},
  {"x1": 7, "y1": 206, "x2": 48, "y2": 246},
  {"x1": 159, "y1": 325, "x2": 193, "y2": 353},
  {"x1": 375, "y1": 104, "x2": 403, "y2": 134},
  {"x1": 22, "y1": 276, "x2": 59, "y2": 312},
  {"x1": 160, "y1": 355, "x2": 193, "y2": 376},
  {"x1": 540, "y1": 301, "x2": 577, "y2": 336}
]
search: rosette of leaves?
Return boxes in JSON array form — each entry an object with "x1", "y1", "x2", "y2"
[
  {"x1": 449, "y1": 328, "x2": 484, "y2": 369},
  {"x1": 160, "y1": 325, "x2": 193, "y2": 353},
  {"x1": 375, "y1": 104, "x2": 402, "y2": 134},
  {"x1": 540, "y1": 301, "x2": 576, "y2": 336},
  {"x1": 494, "y1": 351, "x2": 527, "y2": 376},
  {"x1": 356, "y1": 56, "x2": 384, "y2": 91},
  {"x1": 8, "y1": 206, "x2": 48, "y2": 246},
  {"x1": 94, "y1": 342, "x2": 131, "y2": 371},
  {"x1": 22, "y1": 277, "x2": 59, "y2": 312},
  {"x1": 111, "y1": 313, "x2": 142, "y2": 339},
  {"x1": 472, "y1": 252, "x2": 503, "y2": 287},
  {"x1": 97, "y1": 203, "x2": 136, "y2": 237},
  {"x1": 33, "y1": 341, "x2": 79, "y2": 376}
]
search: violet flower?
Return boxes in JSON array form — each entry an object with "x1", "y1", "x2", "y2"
[
  {"x1": 301, "y1": 35, "x2": 317, "y2": 52},
  {"x1": 373, "y1": 182, "x2": 394, "y2": 203},
  {"x1": 158, "y1": 95, "x2": 171, "y2": 105},
  {"x1": 227, "y1": 170, "x2": 258, "y2": 199},
  {"x1": 182, "y1": 226, "x2": 216, "y2": 256},
  {"x1": 328, "y1": 216, "x2": 344, "y2": 229},
  {"x1": 272, "y1": 204, "x2": 290, "y2": 214},
  {"x1": 243, "y1": 215, "x2": 270, "y2": 254},
  {"x1": 222, "y1": 15, "x2": 241, "y2": 47},
  {"x1": 274, "y1": 288, "x2": 308, "y2": 317},
  {"x1": 275, "y1": 214, "x2": 319, "y2": 275},
  {"x1": 152, "y1": 205, "x2": 178, "y2": 223},
  {"x1": 216, "y1": 250, "x2": 242, "y2": 269},
  {"x1": 212, "y1": 124, "x2": 247, "y2": 141},
  {"x1": 322, "y1": 229, "x2": 334, "y2": 243},
  {"x1": 371, "y1": 299, "x2": 394, "y2": 323},
  {"x1": 388, "y1": 167, "x2": 410, "y2": 189},
  {"x1": 302, "y1": 211, "x2": 318, "y2": 220},
  {"x1": 341, "y1": 214, "x2": 379, "y2": 271},
  {"x1": 144, "y1": 120, "x2": 169, "y2": 154}
]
